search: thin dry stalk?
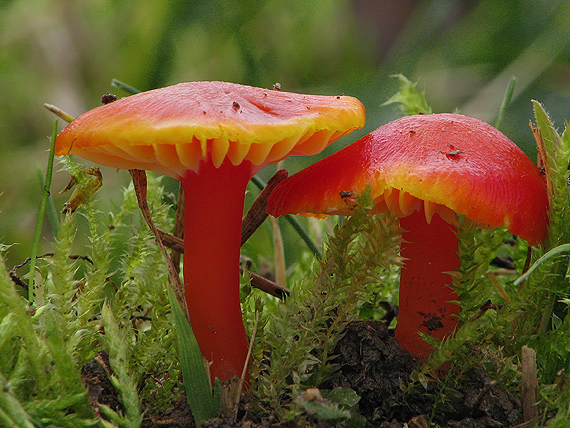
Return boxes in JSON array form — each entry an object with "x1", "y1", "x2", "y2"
[
  {"x1": 271, "y1": 216, "x2": 287, "y2": 288},
  {"x1": 129, "y1": 169, "x2": 189, "y2": 320},
  {"x1": 521, "y1": 345, "x2": 538, "y2": 424},
  {"x1": 232, "y1": 311, "x2": 260, "y2": 424}
]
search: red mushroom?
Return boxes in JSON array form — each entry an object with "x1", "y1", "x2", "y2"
[
  {"x1": 267, "y1": 113, "x2": 549, "y2": 360},
  {"x1": 54, "y1": 81, "x2": 365, "y2": 381}
]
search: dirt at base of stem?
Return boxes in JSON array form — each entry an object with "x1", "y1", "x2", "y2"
[
  {"x1": 83, "y1": 321, "x2": 527, "y2": 428},
  {"x1": 321, "y1": 320, "x2": 523, "y2": 428}
]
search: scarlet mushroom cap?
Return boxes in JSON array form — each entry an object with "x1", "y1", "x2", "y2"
[
  {"x1": 267, "y1": 113, "x2": 549, "y2": 359},
  {"x1": 55, "y1": 81, "x2": 365, "y2": 176},
  {"x1": 55, "y1": 81, "x2": 365, "y2": 382}
]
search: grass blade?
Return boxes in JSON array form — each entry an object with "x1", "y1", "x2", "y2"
[
  {"x1": 36, "y1": 167, "x2": 59, "y2": 238},
  {"x1": 251, "y1": 175, "x2": 322, "y2": 258},
  {"x1": 111, "y1": 79, "x2": 141, "y2": 95},
  {"x1": 494, "y1": 76, "x2": 516, "y2": 130},
  {"x1": 28, "y1": 119, "x2": 58, "y2": 300},
  {"x1": 168, "y1": 287, "x2": 220, "y2": 424},
  {"x1": 514, "y1": 244, "x2": 570, "y2": 286}
]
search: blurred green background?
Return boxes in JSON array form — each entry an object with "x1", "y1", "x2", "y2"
[{"x1": 2, "y1": 0, "x2": 570, "y2": 270}]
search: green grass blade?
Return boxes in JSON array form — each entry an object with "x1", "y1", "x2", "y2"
[
  {"x1": 167, "y1": 287, "x2": 220, "y2": 424},
  {"x1": 36, "y1": 167, "x2": 59, "y2": 238},
  {"x1": 111, "y1": 79, "x2": 141, "y2": 95},
  {"x1": 28, "y1": 119, "x2": 58, "y2": 300},
  {"x1": 494, "y1": 76, "x2": 516, "y2": 130},
  {"x1": 514, "y1": 244, "x2": 570, "y2": 286},
  {"x1": 251, "y1": 175, "x2": 322, "y2": 258},
  {"x1": 284, "y1": 214, "x2": 322, "y2": 258}
]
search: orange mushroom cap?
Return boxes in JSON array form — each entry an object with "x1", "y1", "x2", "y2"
[
  {"x1": 267, "y1": 113, "x2": 549, "y2": 246},
  {"x1": 55, "y1": 81, "x2": 365, "y2": 177}
]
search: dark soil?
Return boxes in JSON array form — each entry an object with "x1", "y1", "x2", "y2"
[
  {"x1": 81, "y1": 351, "x2": 194, "y2": 428},
  {"x1": 321, "y1": 321, "x2": 524, "y2": 428},
  {"x1": 82, "y1": 351, "x2": 124, "y2": 419},
  {"x1": 82, "y1": 322, "x2": 526, "y2": 427}
]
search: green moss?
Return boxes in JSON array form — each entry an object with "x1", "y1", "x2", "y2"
[{"x1": 0, "y1": 162, "x2": 184, "y2": 426}]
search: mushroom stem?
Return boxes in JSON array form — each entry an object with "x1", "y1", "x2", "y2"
[
  {"x1": 180, "y1": 158, "x2": 253, "y2": 383},
  {"x1": 395, "y1": 209, "x2": 459, "y2": 360}
]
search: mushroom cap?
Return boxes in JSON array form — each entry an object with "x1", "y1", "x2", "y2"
[
  {"x1": 267, "y1": 113, "x2": 549, "y2": 246},
  {"x1": 55, "y1": 81, "x2": 365, "y2": 177}
]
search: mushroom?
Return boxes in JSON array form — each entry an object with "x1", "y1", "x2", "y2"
[
  {"x1": 266, "y1": 113, "x2": 549, "y2": 360},
  {"x1": 54, "y1": 81, "x2": 365, "y2": 381}
]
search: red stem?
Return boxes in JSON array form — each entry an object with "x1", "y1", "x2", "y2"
[
  {"x1": 395, "y1": 209, "x2": 460, "y2": 361},
  {"x1": 180, "y1": 159, "x2": 252, "y2": 382}
]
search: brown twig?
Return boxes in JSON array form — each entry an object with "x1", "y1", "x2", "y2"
[
  {"x1": 469, "y1": 299, "x2": 503, "y2": 322},
  {"x1": 10, "y1": 253, "x2": 94, "y2": 291},
  {"x1": 243, "y1": 268, "x2": 290, "y2": 299},
  {"x1": 155, "y1": 228, "x2": 290, "y2": 299},
  {"x1": 129, "y1": 169, "x2": 189, "y2": 320},
  {"x1": 241, "y1": 169, "x2": 288, "y2": 246},
  {"x1": 157, "y1": 228, "x2": 184, "y2": 253}
]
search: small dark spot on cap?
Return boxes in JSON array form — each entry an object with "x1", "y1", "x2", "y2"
[
  {"x1": 232, "y1": 101, "x2": 240, "y2": 110},
  {"x1": 101, "y1": 93, "x2": 117, "y2": 104}
]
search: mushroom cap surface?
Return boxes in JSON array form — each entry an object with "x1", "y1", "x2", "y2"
[
  {"x1": 55, "y1": 81, "x2": 365, "y2": 177},
  {"x1": 267, "y1": 113, "x2": 549, "y2": 246}
]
